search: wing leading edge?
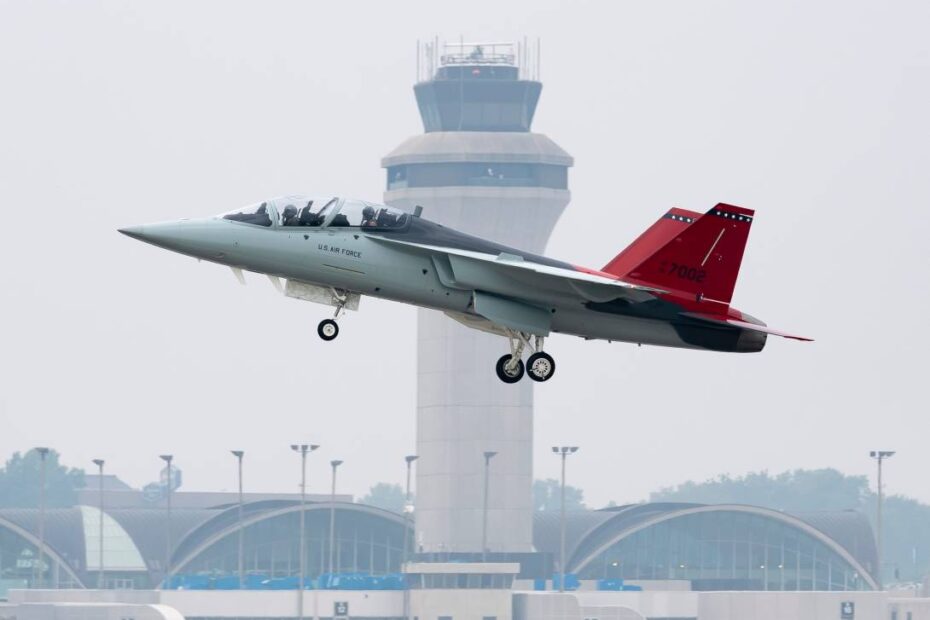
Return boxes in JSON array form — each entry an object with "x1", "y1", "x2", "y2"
[{"x1": 367, "y1": 234, "x2": 664, "y2": 304}]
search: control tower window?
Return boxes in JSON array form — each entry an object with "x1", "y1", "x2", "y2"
[
  {"x1": 386, "y1": 163, "x2": 567, "y2": 190},
  {"x1": 390, "y1": 167, "x2": 408, "y2": 189},
  {"x1": 221, "y1": 202, "x2": 272, "y2": 227}
]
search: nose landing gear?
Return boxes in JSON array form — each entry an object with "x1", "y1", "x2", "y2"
[
  {"x1": 495, "y1": 332, "x2": 555, "y2": 383},
  {"x1": 317, "y1": 319, "x2": 339, "y2": 341},
  {"x1": 317, "y1": 291, "x2": 348, "y2": 341}
]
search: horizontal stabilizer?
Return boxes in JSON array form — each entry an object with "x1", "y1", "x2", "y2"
[{"x1": 682, "y1": 312, "x2": 813, "y2": 341}]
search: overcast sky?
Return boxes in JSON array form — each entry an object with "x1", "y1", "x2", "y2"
[{"x1": 1, "y1": 0, "x2": 928, "y2": 508}]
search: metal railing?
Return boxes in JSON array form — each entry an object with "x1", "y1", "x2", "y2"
[{"x1": 440, "y1": 42, "x2": 516, "y2": 67}]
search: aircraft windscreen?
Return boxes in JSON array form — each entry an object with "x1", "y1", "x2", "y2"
[
  {"x1": 329, "y1": 200, "x2": 409, "y2": 229},
  {"x1": 276, "y1": 196, "x2": 337, "y2": 227},
  {"x1": 221, "y1": 202, "x2": 272, "y2": 227}
]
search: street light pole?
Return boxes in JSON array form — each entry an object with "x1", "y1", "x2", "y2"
[
  {"x1": 552, "y1": 446, "x2": 579, "y2": 593},
  {"x1": 481, "y1": 451, "x2": 498, "y2": 561},
  {"x1": 159, "y1": 454, "x2": 173, "y2": 585},
  {"x1": 870, "y1": 450, "x2": 896, "y2": 589},
  {"x1": 92, "y1": 459, "x2": 105, "y2": 589},
  {"x1": 329, "y1": 459, "x2": 343, "y2": 576},
  {"x1": 402, "y1": 456, "x2": 418, "y2": 563},
  {"x1": 402, "y1": 455, "x2": 418, "y2": 620},
  {"x1": 231, "y1": 451, "x2": 245, "y2": 589},
  {"x1": 35, "y1": 447, "x2": 49, "y2": 589},
  {"x1": 291, "y1": 444, "x2": 319, "y2": 620}
]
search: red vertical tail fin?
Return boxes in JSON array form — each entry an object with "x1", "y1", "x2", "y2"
[
  {"x1": 602, "y1": 208, "x2": 700, "y2": 277},
  {"x1": 622, "y1": 203, "x2": 754, "y2": 306}
]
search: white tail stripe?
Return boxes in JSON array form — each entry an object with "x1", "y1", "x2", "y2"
[{"x1": 701, "y1": 228, "x2": 726, "y2": 267}]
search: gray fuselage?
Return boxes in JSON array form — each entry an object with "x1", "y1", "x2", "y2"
[{"x1": 121, "y1": 210, "x2": 765, "y2": 354}]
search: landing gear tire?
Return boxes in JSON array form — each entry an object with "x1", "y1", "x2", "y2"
[
  {"x1": 526, "y1": 352, "x2": 556, "y2": 382},
  {"x1": 495, "y1": 354, "x2": 525, "y2": 384},
  {"x1": 317, "y1": 319, "x2": 339, "y2": 341}
]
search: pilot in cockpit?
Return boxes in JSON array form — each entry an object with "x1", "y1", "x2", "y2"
[
  {"x1": 377, "y1": 208, "x2": 398, "y2": 228},
  {"x1": 361, "y1": 206, "x2": 379, "y2": 228},
  {"x1": 296, "y1": 202, "x2": 313, "y2": 226},
  {"x1": 282, "y1": 205, "x2": 299, "y2": 226}
]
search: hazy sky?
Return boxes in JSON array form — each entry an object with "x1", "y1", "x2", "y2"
[{"x1": 1, "y1": 0, "x2": 928, "y2": 508}]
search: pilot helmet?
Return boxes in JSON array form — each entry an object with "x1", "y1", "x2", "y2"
[{"x1": 362, "y1": 206, "x2": 376, "y2": 220}]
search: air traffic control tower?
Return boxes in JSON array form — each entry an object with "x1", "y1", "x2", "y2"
[{"x1": 382, "y1": 42, "x2": 572, "y2": 555}]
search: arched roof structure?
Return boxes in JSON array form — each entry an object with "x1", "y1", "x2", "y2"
[
  {"x1": 0, "y1": 501, "x2": 407, "y2": 589},
  {"x1": 533, "y1": 503, "x2": 879, "y2": 590},
  {"x1": 106, "y1": 507, "x2": 214, "y2": 575},
  {"x1": 168, "y1": 500, "x2": 408, "y2": 577},
  {"x1": 0, "y1": 510, "x2": 86, "y2": 587}
]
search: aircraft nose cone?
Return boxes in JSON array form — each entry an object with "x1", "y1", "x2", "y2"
[
  {"x1": 118, "y1": 219, "x2": 221, "y2": 261},
  {"x1": 117, "y1": 221, "x2": 184, "y2": 248},
  {"x1": 118, "y1": 225, "x2": 146, "y2": 240}
]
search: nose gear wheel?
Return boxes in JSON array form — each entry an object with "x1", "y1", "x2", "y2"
[
  {"x1": 316, "y1": 289, "x2": 349, "y2": 341},
  {"x1": 318, "y1": 319, "x2": 339, "y2": 341}
]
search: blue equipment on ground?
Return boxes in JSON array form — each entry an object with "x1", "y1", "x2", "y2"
[
  {"x1": 550, "y1": 573, "x2": 580, "y2": 591},
  {"x1": 164, "y1": 572, "x2": 405, "y2": 591}
]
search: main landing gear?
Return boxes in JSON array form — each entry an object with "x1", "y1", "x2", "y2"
[
  {"x1": 317, "y1": 289, "x2": 348, "y2": 341},
  {"x1": 495, "y1": 332, "x2": 556, "y2": 384}
]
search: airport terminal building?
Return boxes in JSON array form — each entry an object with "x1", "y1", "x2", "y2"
[
  {"x1": 0, "y1": 501, "x2": 880, "y2": 593},
  {"x1": 7, "y1": 499, "x2": 929, "y2": 620}
]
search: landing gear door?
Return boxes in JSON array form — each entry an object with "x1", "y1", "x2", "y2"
[
  {"x1": 472, "y1": 291, "x2": 551, "y2": 336},
  {"x1": 284, "y1": 281, "x2": 360, "y2": 311}
]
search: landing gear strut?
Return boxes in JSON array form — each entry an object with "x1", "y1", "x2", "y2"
[
  {"x1": 317, "y1": 290, "x2": 348, "y2": 341},
  {"x1": 495, "y1": 332, "x2": 555, "y2": 383}
]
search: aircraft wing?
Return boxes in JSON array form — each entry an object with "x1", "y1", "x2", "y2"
[{"x1": 367, "y1": 235, "x2": 664, "y2": 304}]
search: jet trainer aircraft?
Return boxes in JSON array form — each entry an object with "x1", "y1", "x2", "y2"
[{"x1": 119, "y1": 196, "x2": 810, "y2": 383}]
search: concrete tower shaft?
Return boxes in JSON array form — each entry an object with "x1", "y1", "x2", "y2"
[{"x1": 382, "y1": 42, "x2": 572, "y2": 554}]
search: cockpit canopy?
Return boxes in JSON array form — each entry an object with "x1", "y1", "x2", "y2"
[
  {"x1": 221, "y1": 201, "x2": 273, "y2": 227},
  {"x1": 272, "y1": 196, "x2": 338, "y2": 227},
  {"x1": 220, "y1": 197, "x2": 409, "y2": 230}
]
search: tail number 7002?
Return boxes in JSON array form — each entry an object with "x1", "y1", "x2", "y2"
[{"x1": 661, "y1": 261, "x2": 706, "y2": 283}]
